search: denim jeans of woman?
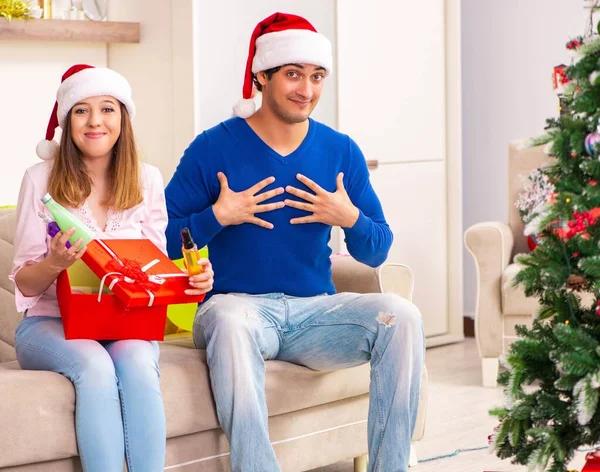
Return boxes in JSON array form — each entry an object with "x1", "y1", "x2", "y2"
[
  {"x1": 193, "y1": 292, "x2": 425, "y2": 472},
  {"x1": 15, "y1": 316, "x2": 166, "y2": 472}
]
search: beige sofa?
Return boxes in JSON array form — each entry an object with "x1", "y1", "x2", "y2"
[
  {"x1": 464, "y1": 141, "x2": 551, "y2": 388},
  {"x1": 0, "y1": 207, "x2": 427, "y2": 471}
]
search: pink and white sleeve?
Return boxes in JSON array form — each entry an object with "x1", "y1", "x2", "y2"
[{"x1": 10, "y1": 170, "x2": 49, "y2": 312}]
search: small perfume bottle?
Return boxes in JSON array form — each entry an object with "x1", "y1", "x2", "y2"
[
  {"x1": 180, "y1": 227, "x2": 203, "y2": 276},
  {"x1": 38, "y1": 212, "x2": 71, "y2": 248}
]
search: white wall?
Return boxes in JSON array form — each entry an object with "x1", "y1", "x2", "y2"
[
  {"x1": 461, "y1": 1, "x2": 588, "y2": 317},
  {"x1": 0, "y1": 44, "x2": 107, "y2": 205},
  {"x1": 106, "y1": 0, "x2": 180, "y2": 182}
]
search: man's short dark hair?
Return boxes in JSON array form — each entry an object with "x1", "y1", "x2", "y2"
[{"x1": 253, "y1": 66, "x2": 282, "y2": 92}]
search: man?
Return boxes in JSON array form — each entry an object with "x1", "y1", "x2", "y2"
[{"x1": 165, "y1": 12, "x2": 424, "y2": 472}]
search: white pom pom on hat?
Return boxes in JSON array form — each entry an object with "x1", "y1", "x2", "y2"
[
  {"x1": 36, "y1": 138, "x2": 60, "y2": 161},
  {"x1": 37, "y1": 64, "x2": 136, "y2": 160},
  {"x1": 233, "y1": 98, "x2": 257, "y2": 119},
  {"x1": 233, "y1": 12, "x2": 333, "y2": 118}
]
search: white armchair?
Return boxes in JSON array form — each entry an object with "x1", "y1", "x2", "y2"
[{"x1": 464, "y1": 141, "x2": 550, "y2": 387}]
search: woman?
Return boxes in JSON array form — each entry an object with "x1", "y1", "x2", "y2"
[{"x1": 10, "y1": 64, "x2": 214, "y2": 472}]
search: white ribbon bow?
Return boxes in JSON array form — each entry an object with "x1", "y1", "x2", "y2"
[{"x1": 95, "y1": 241, "x2": 188, "y2": 307}]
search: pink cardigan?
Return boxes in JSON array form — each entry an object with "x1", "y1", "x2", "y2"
[{"x1": 10, "y1": 160, "x2": 168, "y2": 317}]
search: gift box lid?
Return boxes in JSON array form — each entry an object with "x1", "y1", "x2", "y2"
[{"x1": 81, "y1": 239, "x2": 205, "y2": 308}]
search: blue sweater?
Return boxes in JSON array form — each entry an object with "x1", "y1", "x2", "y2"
[{"x1": 165, "y1": 117, "x2": 393, "y2": 297}]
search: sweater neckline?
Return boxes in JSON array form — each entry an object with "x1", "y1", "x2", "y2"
[{"x1": 238, "y1": 118, "x2": 316, "y2": 165}]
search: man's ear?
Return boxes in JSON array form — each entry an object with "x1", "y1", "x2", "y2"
[{"x1": 256, "y1": 71, "x2": 267, "y2": 87}]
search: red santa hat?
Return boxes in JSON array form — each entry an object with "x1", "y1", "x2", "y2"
[
  {"x1": 233, "y1": 12, "x2": 333, "y2": 118},
  {"x1": 36, "y1": 64, "x2": 136, "y2": 160}
]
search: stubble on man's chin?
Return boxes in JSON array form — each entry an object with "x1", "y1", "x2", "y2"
[
  {"x1": 280, "y1": 113, "x2": 310, "y2": 125},
  {"x1": 266, "y1": 96, "x2": 313, "y2": 124}
]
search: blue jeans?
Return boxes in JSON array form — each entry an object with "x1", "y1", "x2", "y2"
[
  {"x1": 193, "y1": 292, "x2": 424, "y2": 472},
  {"x1": 14, "y1": 316, "x2": 166, "y2": 472}
]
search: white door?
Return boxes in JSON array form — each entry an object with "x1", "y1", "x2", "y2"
[
  {"x1": 368, "y1": 162, "x2": 449, "y2": 337},
  {"x1": 336, "y1": 0, "x2": 462, "y2": 344}
]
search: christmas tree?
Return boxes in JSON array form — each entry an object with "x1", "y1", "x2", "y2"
[{"x1": 491, "y1": 4, "x2": 600, "y2": 472}]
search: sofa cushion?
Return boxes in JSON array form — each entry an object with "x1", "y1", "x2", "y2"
[
  {"x1": 0, "y1": 361, "x2": 78, "y2": 467},
  {"x1": 0, "y1": 337, "x2": 370, "y2": 468},
  {"x1": 0, "y1": 287, "x2": 18, "y2": 362},
  {"x1": 0, "y1": 209, "x2": 16, "y2": 247},
  {"x1": 0, "y1": 210, "x2": 19, "y2": 363},
  {"x1": 160, "y1": 338, "x2": 371, "y2": 437}
]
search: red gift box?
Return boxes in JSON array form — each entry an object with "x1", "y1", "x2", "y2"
[
  {"x1": 57, "y1": 239, "x2": 205, "y2": 340},
  {"x1": 583, "y1": 450, "x2": 600, "y2": 471}
]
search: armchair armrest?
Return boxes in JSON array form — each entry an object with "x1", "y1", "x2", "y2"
[{"x1": 464, "y1": 221, "x2": 514, "y2": 359}]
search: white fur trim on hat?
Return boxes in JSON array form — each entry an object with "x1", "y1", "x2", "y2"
[
  {"x1": 252, "y1": 29, "x2": 333, "y2": 76},
  {"x1": 56, "y1": 68, "x2": 135, "y2": 127},
  {"x1": 36, "y1": 139, "x2": 60, "y2": 161},
  {"x1": 233, "y1": 98, "x2": 257, "y2": 118}
]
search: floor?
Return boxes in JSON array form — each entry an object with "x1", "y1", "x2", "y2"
[{"x1": 310, "y1": 338, "x2": 589, "y2": 472}]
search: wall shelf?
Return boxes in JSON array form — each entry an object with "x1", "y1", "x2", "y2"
[{"x1": 0, "y1": 18, "x2": 140, "y2": 43}]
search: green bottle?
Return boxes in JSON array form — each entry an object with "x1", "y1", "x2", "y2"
[{"x1": 41, "y1": 193, "x2": 96, "y2": 248}]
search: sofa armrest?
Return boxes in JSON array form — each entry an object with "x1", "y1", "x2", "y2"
[
  {"x1": 464, "y1": 221, "x2": 514, "y2": 359},
  {"x1": 331, "y1": 256, "x2": 381, "y2": 295},
  {"x1": 331, "y1": 257, "x2": 414, "y2": 302},
  {"x1": 378, "y1": 263, "x2": 414, "y2": 301}
]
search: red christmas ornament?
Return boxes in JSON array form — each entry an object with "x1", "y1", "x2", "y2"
[
  {"x1": 553, "y1": 64, "x2": 570, "y2": 90},
  {"x1": 555, "y1": 208, "x2": 600, "y2": 240},
  {"x1": 527, "y1": 235, "x2": 538, "y2": 251}
]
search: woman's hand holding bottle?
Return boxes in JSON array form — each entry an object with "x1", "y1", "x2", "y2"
[{"x1": 46, "y1": 227, "x2": 87, "y2": 271}]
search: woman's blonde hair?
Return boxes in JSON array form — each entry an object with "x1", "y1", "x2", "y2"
[{"x1": 47, "y1": 103, "x2": 143, "y2": 210}]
